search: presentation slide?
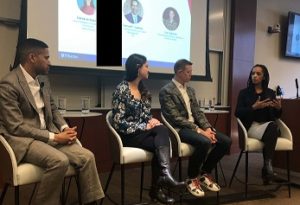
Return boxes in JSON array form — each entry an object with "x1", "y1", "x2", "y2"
[
  {"x1": 122, "y1": 0, "x2": 191, "y2": 69},
  {"x1": 58, "y1": 0, "x2": 96, "y2": 62},
  {"x1": 26, "y1": 0, "x2": 207, "y2": 76}
]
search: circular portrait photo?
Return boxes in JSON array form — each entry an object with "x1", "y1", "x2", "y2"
[
  {"x1": 162, "y1": 7, "x2": 180, "y2": 31},
  {"x1": 123, "y1": 0, "x2": 143, "y2": 24},
  {"x1": 77, "y1": 0, "x2": 96, "y2": 15}
]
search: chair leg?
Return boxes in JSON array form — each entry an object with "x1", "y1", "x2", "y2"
[
  {"x1": 0, "y1": 183, "x2": 9, "y2": 204},
  {"x1": 286, "y1": 151, "x2": 291, "y2": 198},
  {"x1": 218, "y1": 161, "x2": 227, "y2": 187},
  {"x1": 62, "y1": 177, "x2": 73, "y2": 205},
  {"x1": 171, "y1": 157, "x2": 184, "y2": 204},
  {"x1": 215, "y1": 166, "x2": 220, "y2": 205},
  {"x1": 121, "y1": 165, "x2": 125, "y2": 205},
  {"x1": 61, "y1": 178, "x2": 66, "y2": 204},
  {"x1": 215, "y1": 165, "x2": 219, "y2": 183},
  {"x1": 139, "y1": 162, "x2": 145, "y2": 202},
  {"x1": 178, "y1": 158, "x2": 182, "y2": 181},
  {"x1": 229, "y1": 151, "x2": 243, "y2": 187},
  {"x1": 75, "y1": 175, "x2": 82, "y2": 205},
  {"x1": 100, "y1": 163, "x2": 116, "y2": 205},
  {"x1": 245, "y1": 152, "x2": 249, "y2": 199},
  {"x1": 172, "y1": 157, "x2": 179, "y2": 177},
  {"x1": 15, "y1": 186, "x2": 19, "y2": 205},
  {"x1": 178, "y1": 158, "x2": 183, "y2": 205},
  {"x1": 29, "y1": 183, "x2": 38, "y2": 205}
]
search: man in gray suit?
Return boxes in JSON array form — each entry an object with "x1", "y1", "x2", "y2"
[
  {"x1": 159, "y1": 59, "x2": 231, "y2": 198},
  {"x1": 124, "y1": 0, "x2": 142, "y2": 24},
  {"x1": 0, "y1": 38, "x2": 104, "y2": 205}
]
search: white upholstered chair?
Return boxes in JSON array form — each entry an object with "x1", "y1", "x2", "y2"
[
  {"x1": 229, "y1": 118, "x2": 293, "y2": 198},
  {"x1": 0, "y1": 134, "x2": 82, "y2": 205},
  {"x1": 100, "y1": 110, "x2": 154, "y2": 205},
  {"x1": 160, "y1": 113, "x2": 195, "y2": 181},
  {"x1": 160, "y1": 113, "x2": 225, "y2": 180},
  {"x1": 160, "y1": 113, "x2": 222, "y2": 204}
]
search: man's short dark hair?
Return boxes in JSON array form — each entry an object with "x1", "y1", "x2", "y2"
[
  {"x1": 18, "y1": 38, "x2": 48, "y2": 64},
  {"x1": 174, "y1": 59, "x2": 192, "y2": 73}
]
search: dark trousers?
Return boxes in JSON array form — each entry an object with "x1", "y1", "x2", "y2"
[
  {"x1": 179, "y1": 128, "x2": 232, "y2": 178},
  {"x1": 121, "y1": 125, "x2": 170, "y2": 152},
  {"x1": 261, "y1": 121, "x2": 280, "y2": 161},
  {"x1": 121, "y1": 125, "x2": 171, "y2": 185}
]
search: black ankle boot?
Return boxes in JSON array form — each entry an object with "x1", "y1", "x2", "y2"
[
  {"x1": 149, "y1": 186, "x2": 175, "y2": 204},
  {"x1": 156, "y1": 146, "x2": 185, "y2": 188},
  {"x1": 262, "y1": 159, "x2": 274, "y2": 185}
]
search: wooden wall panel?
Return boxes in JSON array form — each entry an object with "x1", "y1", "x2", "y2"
[
  {"x1": 273, "y1": 99, "x2": 300, "y2": 172},
  {"x1": 229, "y1": 0, "x2": 257, "y2": 153}
]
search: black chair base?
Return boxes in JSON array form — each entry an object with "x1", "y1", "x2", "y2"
[
  {"x1": 229, "y1": 151, "x2": 291, "y2": 198},
  {"x1": 100, "y1": 163, "x2": 147, "y2": 205}
]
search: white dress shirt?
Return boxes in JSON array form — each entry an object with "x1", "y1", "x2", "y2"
[
  {"x1": 131, "y1": 13, "x2": 138, "y2": 23},
  {"x1": 172, "y1": 78, "x2": 195, "y2": 123},
  {"x1": 20, "y1": 65, "x2": 59, "y2": 141},
  {"x1": 20, "y1": 65, "x2": 46, "y2": 128}
]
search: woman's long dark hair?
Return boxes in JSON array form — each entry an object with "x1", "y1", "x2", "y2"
[
  {"x1": 247, "y1": 64, "x2": 270, "y2": 91},
  {"x1": 125, "y1": 53, "x2": 151, "y2": 101}
]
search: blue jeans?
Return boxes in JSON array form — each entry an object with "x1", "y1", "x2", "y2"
[{"x1": 179, "y1": 128, "x2": 232, "y2": 178}]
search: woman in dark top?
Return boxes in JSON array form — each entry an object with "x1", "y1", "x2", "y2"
[
  {"x1": 235, "y1": 64, "x2": 282, "y2": 185},
  {"x1": 112, "y1": 53, "x2": 184, "y2": 204}
]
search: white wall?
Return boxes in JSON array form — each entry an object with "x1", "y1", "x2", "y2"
[
  {"x1": 255, "y1": 0, "x2": 300, "y2": 99},
  {"x1": 49, "y1": 74, "x2": 100, "y2": 110},
  {"x1": 0, "y1": 0, "x2": 20, "y2": 20}
]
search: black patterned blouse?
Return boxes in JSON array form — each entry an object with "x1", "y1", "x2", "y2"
[{"x1": 112, "y1": 80, "x2": 152, "y2": 135}]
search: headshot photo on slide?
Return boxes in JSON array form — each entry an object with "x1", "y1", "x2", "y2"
[
  {"x1": 163, "y1": 7, "x2": 180, "y2": 31},
  {"x1": 77, "y1": 0, "x2": 96, "y2": 15},
  {"x1": 123, "y1": 0, "x2": 143, "y2": 24}
]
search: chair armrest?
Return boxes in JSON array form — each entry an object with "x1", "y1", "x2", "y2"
[
  {"x1": 0, "y1": 135, "x2": 18, "y2": 185},
  {"x1": 161, "y1": 113, "x2": 181, "y2": 157},
  {"x1": 106, "y1": 111, "x2": 123, "y2": 164},
  {"x1": 276, "y1": 119, "x2": 293, "y2": 142},
  {"x1": 236, "y1": 118, "x2": 248, "y2": 150}
]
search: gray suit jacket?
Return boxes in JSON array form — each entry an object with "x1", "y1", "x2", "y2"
[
  {"x1": 0, "y1": 67, "x2": 66, "y2": 163},
  {"x1": 159, "y1": 81, "x2": 211, "y2": 131}
]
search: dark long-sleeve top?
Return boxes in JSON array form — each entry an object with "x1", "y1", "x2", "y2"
[
  {"x1": 112, "y1": 80, "x2": 152, "y2": 135},
  {"x1": 235, "y1": 87, "x2": 282, "y2": 130}
]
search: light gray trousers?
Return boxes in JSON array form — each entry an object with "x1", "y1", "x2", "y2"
[{"x1": 23, "y1": 140, "x2": 104, "y2": 205}]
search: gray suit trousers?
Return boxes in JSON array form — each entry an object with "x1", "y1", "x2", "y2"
[{"x1": 23, "y1": 140, "x2": 104, "y2": 205}]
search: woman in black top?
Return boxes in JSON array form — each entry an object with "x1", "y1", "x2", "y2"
[{"x1": 235, "y1": 64, "x2": 282, "y2": 184}]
